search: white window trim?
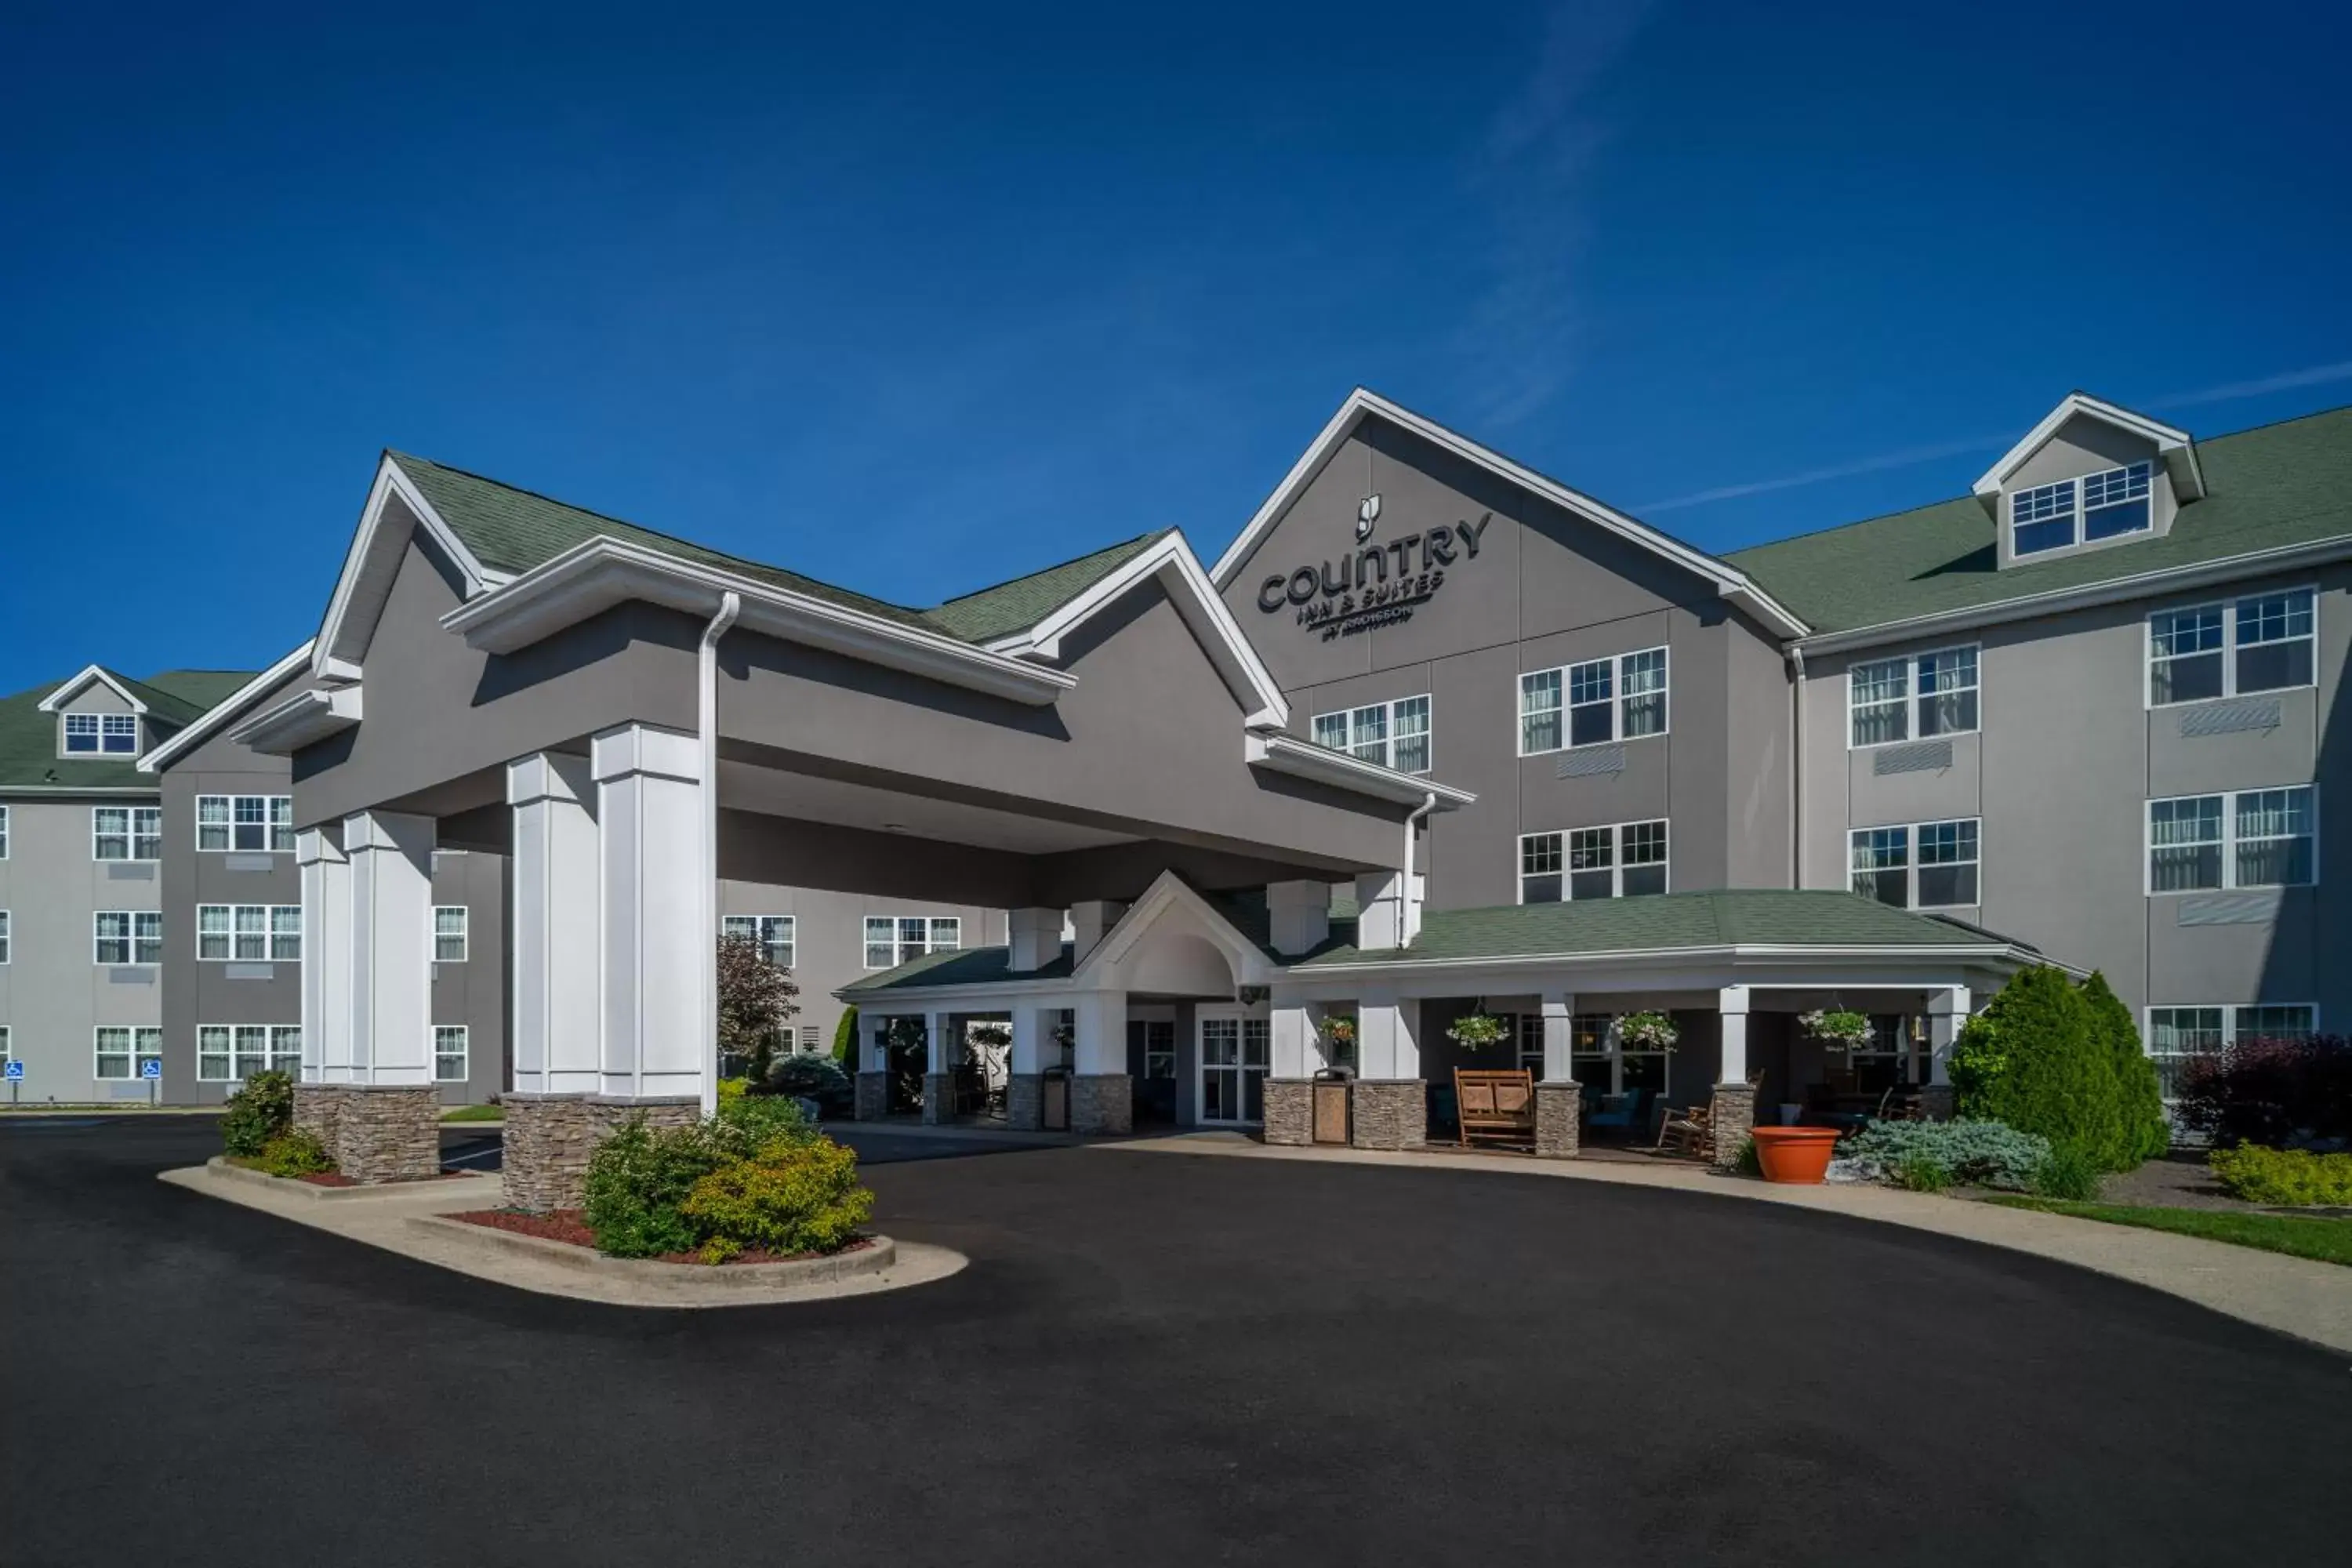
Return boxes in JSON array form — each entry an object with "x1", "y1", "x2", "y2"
[
  {"x1": 1516, "y1": 818, "x2": 1671, "y2": 903},
  {"x1": 2143, "y1": 1004, "x2": 2321, "y2": 1097},
  {"x1": 1518, "y1": 647, "x2": 1671, "y2": 757},
  {"x1": 2143, "y1": 786, "x2": 2319, "y2": 895},
  {"x1": 93, "y1": 1025, "x2": 163, "y2": 1080},
  {"x1": 196, "y1": 904, "x2": 301, "y2": 961},
  {"x1": 0, "y1": 909, "x2": 9, "y2": 965},
  {"x1": 91, "y1": 805, "x2": 163, "y2": 862},
  {"x1": 1848, "y1": 817, "x2": 1983, "y2": 911},
  {"x1": 2009, "y1": 460, "x2": 2154, "y2": 557},
  {"x1": 724, "y1": 913, "x2": 797, "y2": 970},
  {"x1": 93, "y1": 911, "x2": 163, "y2": 967},
  {"x1": 1846, "y1": 644, "x2": 1980, "y2": 750},
  {"x1": 2143, "y1": 584, "x2": 2320, "y2": 709},
  {"x1": 434, "y1": 906, "x2": 470, "y2": 964},
  {"x1": 195, "y1": 793, "x2": 296, "y2": 854},
  {"x1": 197, "y1": 1025, "x2": 304, "y2": 1083},
  {"x1": 434, "y1": 1025, "x2": 470, "y2": 1083},
  {"x1": 1308, "y1": 693, "x2": 1433, "y2": 775},
  {"x1": 862, "y1": 914, "x2": 963, "y2": 970},
  {"x1": 0, "y1": 804, "x2": 9, "y2": 860}
]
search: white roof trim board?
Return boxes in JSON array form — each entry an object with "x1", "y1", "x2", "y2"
[
  {"x1": 1208, "y1": 388, "x2": 1812, "y2": 639},
  {"x1": 1245, "y1": 732, "x2": 1475, "y2": 810},
  {"x1": 136, "y1": 641, "x2": 318, "y2": 773},
  {"x1": 313, "y1": 455, "x2": 509, "y2": 681},
  {"x1": 227, "y1": 684, "x2": 365, "y2": 757},
  {"x1": 987, "y1": 532, "x2": 1293, "y2": 729},
  {"x1": 1971, "y1": 393, "x2": 2205, "y2": 511},
  {"x1": 37, "y1": 665, "x2": 147, "y2": 714}
]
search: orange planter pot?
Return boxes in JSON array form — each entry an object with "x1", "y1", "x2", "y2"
[{"x1": 1748, "y1": 1126, "x2": 1843, "y2": 1185}]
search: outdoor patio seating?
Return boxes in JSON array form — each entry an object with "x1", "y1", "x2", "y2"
[
  {"x1": 1657, "y1": 1100, "x2": 1712, "y2": 1158},
  {"x1": 1453, "y1": 1068, "x2": 1537, "y2": 1150},
  {"x1": 1584, "y1": 1088, "x2": 1646, "y2": 1135}
]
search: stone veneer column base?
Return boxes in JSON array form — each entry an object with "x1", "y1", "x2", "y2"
[
  {"x1": 292, "y1": 1083, "x2": 348, "y2": 1152},
  {"x1": 1261, "y1": 1079, "x2": 1313, "y2": 1146},
  {"x1": 332, "y1": 1083, "x2": 443, "y2": 1184},
  {"x1": 1709, "y1": 1082, "x2": 1759, "y2": 1170},
  {"x1": 921, "y1": 1073, "x2": 956, "y2": 1126},
  {"x1": 1005, "y1": 1073, "x2": 1044, "y2": 1131},
  {"x1": 854, "y1": 1072, "x2": 888, "y2": 1121},
  {"x1": 1349, "y1": 1078, "x2": 1427, "y2": 1151},
  {"x1": 1071, "y1": 1073, "x2": 1132, "y2": 1135},
  {"x1": 1534, "y1": 1081, "x2": 1582, "y2": 1159},
  {"x1": 501, "y1": 1093, "x2": 701, "y2": 1211},
  {"x1": 1918, "y1": 1085, "x2": 1955, "y2": 1122}
]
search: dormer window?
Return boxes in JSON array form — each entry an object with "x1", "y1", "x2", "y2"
[
  {"x1": 2011, "y1": 461, "x2": 2152, "y2": 556},
  {"x1": 63, "y1": 713, "x2": 138, "y2": 755}
]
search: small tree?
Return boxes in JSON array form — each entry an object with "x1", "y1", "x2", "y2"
[
  {"x1": 2082, "y1": 971, "x2": 2168, "y2": 1163},
  {"x1": 1951, "y1": 966, "x2": 2133, "y2": 1171},
  {"x1": 832, "y1": 1005, "x2": 860, "y2": 1069},
  {"x1": 717, "y1": 933, "x2": 799, "y2": 1087}
]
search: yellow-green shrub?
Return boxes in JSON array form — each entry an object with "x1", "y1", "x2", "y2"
[
  {"x1": 717, "y1": 1076, "x2": 750, "y2": 1106},
  {"x1": 2209, "y1": 1145, "x2": 2352, "y2": 1206},
  {"x1": 259, "y1": 1129, "x2": 334, "y2": 1178},
  {"x1": 681, "y1": 1137, "x2": 872, "y2": 1263}
]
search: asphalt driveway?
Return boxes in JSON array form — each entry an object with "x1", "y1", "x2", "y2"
[{"x1": 2, "y1": 1116, "x2": 2347, "y2": 1566}]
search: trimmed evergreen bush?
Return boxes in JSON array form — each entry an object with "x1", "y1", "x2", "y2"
[
  {"x1": 832, "y1": 1006, "x2": 859, "y2": 1069},
  {"x1": 1951, "y1": 966, "x2": 2147, "y2": 1172},
  {"x1": 764, "y1": 1052, "x2": 851, "y2": 1114},
  {"x1": 220, "y1": 1069, "x2": 296, "y2": 1157},
  {"x1": 2082, "y1": 971, "x2": 2169, "y2": 1163}
]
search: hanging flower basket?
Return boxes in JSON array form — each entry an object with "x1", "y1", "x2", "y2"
[
  {"x1": 1800, "y1": 1008, "x2": 1873, "y2": 1050},
  {"x1": 885, "y1": 1016, "x2": 929, "y2": 1051},
  {"x1": 1446, "y1": 1013, "x2": 1510, "y2": 1053},
  {"x1": 967, "y1": 1021, "x2": 1011, "y2": 1050},
  {"x1": 1617, "y1": 1011, "x2": 1679, "y2": 1051},
  {"x1": 1319, "y1": 1017, "x2": 1356, "y2": 1048}
]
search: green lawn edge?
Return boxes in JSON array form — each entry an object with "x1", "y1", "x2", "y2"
[
  {"x1": 439, "y1": 1104, "x2": 504, "y2": 1122},
  {"x1": 1988, "y1": 1196, "x2": 2352, "y2": 1269}
]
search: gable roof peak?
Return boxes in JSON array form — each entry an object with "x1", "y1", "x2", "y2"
[{"x1": 1971, "y1": 392, "x2": 2204, "y2": 513}]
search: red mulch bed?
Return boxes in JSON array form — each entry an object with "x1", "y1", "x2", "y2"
[{"x1": 446, "y1": 1208, "x2": 875, "y2": 1266}]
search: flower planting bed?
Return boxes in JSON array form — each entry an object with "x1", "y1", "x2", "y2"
[
  {"x1": 206, "y1": 1156, "x2": 492, "y2": 1201},
  {"x1": 408, "y1": 1210, "x2": 898, "y2": 1290},
  {"x1": 448, "y1": 1207, "x2": 880, "y2": 1268}
]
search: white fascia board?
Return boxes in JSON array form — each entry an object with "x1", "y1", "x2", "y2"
[
  {"x1": 1795, "y1": 533, "x2": 2352, "y2": 657},
  {"x1": 1072, "y1": 867, "x2": 1283, "y2": 988},
  {"x1": 226, "y1": 684, "x2": 364, "y2": 757},
  {"x1": 1246, "y1": 731, "x2": 1476, "y2": 810},
  {"x1": 1971, "y1": 393, "x2": 2205, "y2": 510},
  {"x1": 1289, "y1": 939, "x2": 2045, "y2": 979},
  {"x1": 37, "y1": 665, "x2": 145, "y2": 714},
  {"x1": 1207, "y1": 388, "x2": 1812, "y2": 639},
  {"x1": 136, "y1": 641, "x2": 318, "y2": 773},
  {"x1": 833, "y1": 974, "x2": 1087, "y2": 1008},
  {"x1": 440, "y1": 536, "x2": 1078, "y2": 707},
  {"x1": 989, "y1": 533, "x2": 1291, "y2": 728},
  {"x1": 312, "y1": 456, "x2": 503, "y2": 681}
]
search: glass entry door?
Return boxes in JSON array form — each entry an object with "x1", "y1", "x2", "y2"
[{"x1": 1198, "y1": 1011, "x2": 1269, "y2": 1125}]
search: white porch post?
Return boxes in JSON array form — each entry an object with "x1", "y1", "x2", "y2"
[
  {"x1": 1264, "y1": 999, "x2": 1319, "y2": 1147},
  {"x1": 593, "y1": 724, "x2": 705, "y2": 1103},
  {"x1": 1071, "y1": 989, "x2": 1131, "y2": 1134},
  {"x1": 296, "y1": 827, "x2": 349, "y2": 1087},
  {"x1": 1005, "y1": 1002, "x2": 1055, "y2": 1131},
  {"x1": 1924, "y1": 986, "x2": 1969, "y2": 1120},
  {"x1": 1717, "y1": 985, "x2": 1749, "y2": 1085},
  {"x1": 1356, "y1": 988, "x2": 1421, "y2": 1080},
  {"x1": 345, "y1": 810, "x2": 435, "y2": 1087},
  {"x1": 1534, "y1": 989, "x2": 1581, "y2": 1159},
  {"x1": 1709, "y1": 985, "x2": 1756, "y2": 1171},
  {"x1": 1351, "y1": 986, "x2": 1425, "y2": 1151},
  {"x1": 1270, "y1": 1002, "x2": 1315, "y2": 1079},
  {"x1": 506, "y1": 753, "x2": 601, "y2": 1095},
  {"x1": 1540, "y1": 991, "x2": 1576, "y2": 1083},
  {"x1": 922, "y1": 1008, "x2": 958, "y2": 1125}
]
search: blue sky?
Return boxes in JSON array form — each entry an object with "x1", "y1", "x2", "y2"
[{"x1": 4, "y1": 0, "x2": 2347, "y2": 691}]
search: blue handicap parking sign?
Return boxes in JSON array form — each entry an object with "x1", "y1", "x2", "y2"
[
  {"x1": 3, "y1": 1060, "x2": 22, "y2": 1080},
  {"x1": 140, "y1": 1058, "x2": 162, "y2": 1080}
]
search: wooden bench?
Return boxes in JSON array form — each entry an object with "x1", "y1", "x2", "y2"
[{"x1": 1454, "y1": 1068, "x2": 1537, "y2": 1150}]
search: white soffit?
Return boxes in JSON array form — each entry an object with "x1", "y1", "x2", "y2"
[
  {"x1": 227, "y1": 684, "x2": 364, "y2": 757},
  {"x1": 136, "y1": 641, "x2": 318, "y2": 772},
  {"x1": 1971, "y1": 393, "x2": 2205, "y2": 511}
]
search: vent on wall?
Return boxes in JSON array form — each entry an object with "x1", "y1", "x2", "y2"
[
  {"x1": 2176, "y1": 892, "x2": 2281, "y2": 927},
  {"x1": 1872, "y1": 740, "x2": 1953, "y2": 777},
  {"x1": 1559, "y1": 744, "x2": 1625, "y2": 779},
  {"x1": 2178, "y1": 698, "x2": 2281, "y2": 739}
]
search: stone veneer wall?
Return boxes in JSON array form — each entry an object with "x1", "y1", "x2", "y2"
[
  {"x1": 1071, "y1": 1073, "x2": 1132, "y2": 1135},
  {"x1": 854, "y1": 1072, "x2": 888, "y2": 1121},
  {"x1": 921, "y1": 1073, "x2": 956, "y2": 1126},
  {"x1": 1261, "y1": 1079, "x2": 1312, "y2": 1146},
  {"x1": 1349, "y1": 1078, "x2": 1427, "y2": 1151},
  {"x1": 1533, "y1": 1081, "x2": 1581, "y2": 1159},
  {"x1": 292, "y1": 1083, "x2": 347, "y2": 1151},
  {"x1": 334, "y1": 1084, "x2": 443, "y2": 1184},
  {"x1": 1708, "y1": 1082, "x2": 1758, "y2": 1170},
  {"x1": 500, "y1": 1093, "x2": 701, "y2": 1212},
  {"x1": 1005, "y1": 1073, "x2": 1044, "y2": 1131}
]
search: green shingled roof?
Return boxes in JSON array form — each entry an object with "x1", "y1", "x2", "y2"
[
  {"x1": 0, "y1": 667, "x2": 259, "y2": 792},
  {"x1": 1726, "y1": 407, "x2": 2352, "y2": 636},
  {"x1": 391, "y1": 452, "x2": 1168, "y2": 647}
]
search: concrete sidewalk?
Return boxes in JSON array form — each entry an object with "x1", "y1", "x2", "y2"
[{"x1": 1116, "y1": 1133, "x2": 2352, "y2": 1356}]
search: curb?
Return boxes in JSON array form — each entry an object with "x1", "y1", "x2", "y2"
[
  {"x1": 206, "y1": 1155, "x2": 495, "y2": 1202},
  {"x1": 408, "y1": 1214, "x2": 897, "y2": 1290}
]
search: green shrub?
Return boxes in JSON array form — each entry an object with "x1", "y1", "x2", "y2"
[
  {"x1": 1889, "y1": 1153, "x2": 1954, "y2": 1192},
  {"x1": 582, "y1": 1116, "x2": 726, "y2": 1258},
  {"x1": 2082, "y1": 971, "x2": 2169, "y2": 1164},
  {"x1": 1733, "y1": 1136, "x2": 1760, "y2": 1178},
  {"x1": 2209, "y1": 1145, "x2": 2352, "y2": 1206},
  {"x1": 1841, "y1": 1117, "x2": 2051, "y2": 1190},
  {"x1": 220, "y1": 1069, "x2": 296, "y2": 1157},
  {"x1": 710, "y1": 1090, "x2": 816, "y2": 1156},
  {"x1": 717, "y1": 1077, "x2": 750, "y2": 1106},
  {"x1": 833, "y1": 1006, "x2": 859, "y2": 1068},
  {"x1": 1953, "y1": 967, "x2": 2143, "y2": 1172},
  {"x1": 258, "y1": 1129, "x2": 333, "y2": 1178},
  {"x1": 2031, "y1": 1142, "x2": 2103, "y2": 1202},
  {"x1": 764, "y1": 1051, "x2": 851, "y2": 1111},
  {"x1": 681, "y1": 1137, "x2": 873, "y2": 1263}
]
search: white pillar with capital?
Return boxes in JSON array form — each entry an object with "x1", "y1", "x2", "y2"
[
  {"x1": 507, "y1": 752, "x2": 601, "y2": 1095},
  {"x1": 1356, "y1": 988, "x2": 1421, "y2": 1080},
  {"x1": 1926, "y1": 986, "x2": 1969, "y2": 1087},
  {"x1": 1540, "y1": 991, "x2": 1576, "y2": 1083},
  {"x1": 345, "y1": 809, "x2": 435, "y2": 1085},
  {"x1": 296, "y1": 827, "x2": 350, "y2": 1086},
  {"x1": 593, "y1": 723, "x2": 706, "y2": 1102},
  {"x1": 1717, "y1": 985, "x2": 1750, "y2": 1085},
  {"x1": 1709, "y1": 985, "x2": 1757, "y2": 1169},
  {"x1": 1070, "y1": 989, "x2": 1131, "y2": 1134}
]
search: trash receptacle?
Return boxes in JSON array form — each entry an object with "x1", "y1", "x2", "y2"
[
  {"x1": 1041, "y1": 1065, "x2": 1071, "y2": 1132},
  {"x1": 1311, "y1": 1067, "x2": 1352, "y2": 1145}
]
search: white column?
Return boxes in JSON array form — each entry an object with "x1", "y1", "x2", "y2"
[
  {"x1": 593, "y1": 724, "x2": 705, "y2": 1101},
  {"x1": 1271, "y1": 1002, "x2": 1314, "y2": 1078},
  {"x1": 297, "y1": 828, "x2": 350, "y2": 1085},
  {"x1": 344, "y1": 810, "x2": 435, "y2": 1086},
  {"x1": 507, "y1": 753, "x2": 601, "y2": 1094},
  {"x1": 927, "y1": 1010, "x2": 956, "y2": 1074},
  {"x1": 1353, "y1": 871, "x2": 1404, "y2": 951},
  {"x1": 1541, "y1": 991, "x2": 1575, "y2": 1083},
  {"x1": 1073, "y1": 990, "x2": 1127, "y2": 1075},
  {"x1": 1719, "y1": 985, "x2": 1750, "y2": 1084},
  {"x1": 1357, "y1": 989, "x2": 1421, "y2": 1079},
  {"x1": 1007, "y1": 908, "x2": 1061, "y2": 972},
  {"x1": 865, "y1": 1014, "x2": 896, "y2": 1074},
  {"x1": 1009, "y1": 1004, "x2": 1049, "y2": 1075},
  {"x1": 1266, "y1": 881, "x2": 1330, "y2": 957},
  {"x1": 1927, "y1": 986, "x2": 1970, "y2": 1087}
]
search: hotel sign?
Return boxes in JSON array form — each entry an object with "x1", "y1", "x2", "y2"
[{"x1": 1254, "y1": 506, "x2": 1491, "y2": 641}]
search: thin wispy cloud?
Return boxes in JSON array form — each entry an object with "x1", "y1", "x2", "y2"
[{"x1": 1636, "y1": 357, "x2": 2352, "y2": 515}]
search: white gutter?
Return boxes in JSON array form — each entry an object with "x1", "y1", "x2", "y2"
[
  {"x1": 1788, "y1": 646, "x2": 1807, "y2": 889},
  {"x1": 1401, "y1": 791, "x2": 1437, "y2": 946},
  {"x1": 698, "y1": 590, "x2": 741, "y2": 1116}
]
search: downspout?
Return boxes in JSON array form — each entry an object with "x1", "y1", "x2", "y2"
[
  {"x1": 1788, "y1": 645, "x2": 1807, "y2": 890},
  {"x1": 1401, "y1": 790, "x2": 1437, "y2": 947},
  {"x1": 699, "y1": 590, "x2": 742, "y2": 1116}
]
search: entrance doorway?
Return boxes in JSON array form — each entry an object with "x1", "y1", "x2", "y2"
[
  {"x1": 1131, "y1": 1016, "x2": 1178, "y2": 1125},
  {"x1": 1197, "y1": 1008, "x2": 1269, "y2": 1126}
]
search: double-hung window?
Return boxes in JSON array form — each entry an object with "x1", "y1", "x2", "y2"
[
  {"x1": 863, "y1": 915, "x2": 961, "y2": 969},
  {"x1": 95, "y1": 1026, "x2": 163, "y2": 1080},
  {"x1": 0, "y1": 910, "x2": 10, "y2": 964},
  {"x1": 2148, "y1": 589, "x2": 2315, "y2": 705},
  {"x1": 1310, "y1": 696, "x2": 1432, "y2": 774},
  {"x1": 435, "y1": 1026, "x2": 470, "y2": 1083},
  {"x1": 2146, "y1": 1005, "x2": 2316, "y2": 1098},
  {"x1": 197, "y1": 1025, "x2": 303, "y2": 1083},
  {"x1": 92, "y1": 806, "x2": 163, "y2": 862},
  {"x1": 197, "y1": 794, "x2": 295, "y2": 852},
  {"x1": 2010, "y1": 461, "x2": 2151, "y2": 555},
  {"x1": 1849, "y1": 646, "x2": 1978, "y2": 747},
  {"x1": 94, "y1": 911, "x2": 162, "y2": 966},
  {"x1": 64, "y1": 713, "x2": 139, "y2": 755},
  {"x1": 1519, "y1": 649, "x2": 1668, "y2": 755},
  {"x1": 2147, "y1": 787, "x2": 2315, "y2": 892},
  {"x1": 197, "y1": 905, "x2": 299, "y2": 961},
  {"x1": 1850, "y1": 819, "x2": 1980, "y2": 909},
  {"x1": 0, "y1": 805, "x2": 9, "y2": 859},
  {"x1": 1519, "y1": 820, "x2": 1668, "y2": 902},
  {"x1": 722, "y1": 913, "x2": 795, "y2": 970},
  {"x1": 434, "y1": 907, "x2": 469, "y2": 963}
]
